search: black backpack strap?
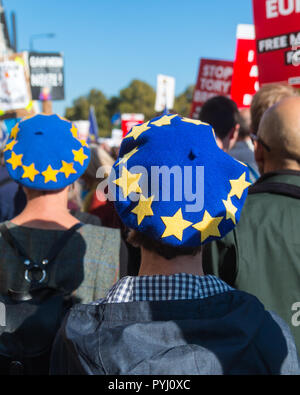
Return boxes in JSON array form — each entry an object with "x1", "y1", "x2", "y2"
[
  {"x1": 0, "y1": 177, "x2": 12, "y2": 188},
  {"x1": 0, "y1": 224, "x2": 31, "y2": 262},
  {"x1": 0, "y1": 223, "x2": 83, "y2": 287},
  {"x1": 45, "y1": 223, "x2": 83, "y2": 264},
  {"x1": 249, "y1": 182, "x2": 300, "y2": 199}
]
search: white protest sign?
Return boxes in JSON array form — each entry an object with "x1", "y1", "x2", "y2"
[
  {"x1": 74, "y1": 120, "x2": 90, "y2": 141},
  {"x1": 155, "y1": 74, "x2": 175, "y2": 112},
  {"x1": 0, "y1": 60, "x2": 30, "y2": 111}
]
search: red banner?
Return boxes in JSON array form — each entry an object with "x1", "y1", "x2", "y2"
[
  {"x1": 190, "y1": 58, "x2": 234, "y2": 119},
  {"x1": 253, "y1": 0, "x2": 300, "y2": 87},
  {"x1": 231, "y1": 25, "x2": 259, "y2": 109},
  {"x1": 121, "y1": 113, "x2": 144, "y2": 137}
]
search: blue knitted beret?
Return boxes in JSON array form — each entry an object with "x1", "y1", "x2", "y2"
[
  {"x1": 110, "y1": 114, "x2": 250, "y2": 247},
  {"x1": 4, "y1": 114, "x2": 90, "y2": 190}
]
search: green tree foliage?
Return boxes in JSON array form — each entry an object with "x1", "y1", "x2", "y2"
[
  {"x1": 118, "y1": 80, "x2": 156, "y2": 121},
  {"x1": 65, "y1": 81, "x2": 194, "y2": 137},
  {"x1": 65, "y1": 89, "x2": 111, "y2": 136},
  {"x1": 174, "y1": 85, "x2": 194, "y2": 117}
]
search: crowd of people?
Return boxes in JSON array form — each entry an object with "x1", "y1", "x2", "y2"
[{"x1": 0, "y1": 83, "x2": 299, "y2": 375}]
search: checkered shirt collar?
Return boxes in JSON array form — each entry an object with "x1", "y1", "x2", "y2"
[{"x1": 95, "y1": 274, "x2": 233, "y2": 304}]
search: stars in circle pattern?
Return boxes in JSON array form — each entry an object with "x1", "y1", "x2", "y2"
[
  {"x1": 5, "y1": 121, "x2": 89, "y2": 184},
  {"x1": 113, "y1": 168, "x2": 250, "y2": 243}
]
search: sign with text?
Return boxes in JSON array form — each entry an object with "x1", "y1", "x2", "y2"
[
  {"x1": 155, "y1": 74, "x2": 175, "y2": 112},
  {"x1": 0, "y1": 59, "x2": 30, "y2": 112},
  {"x1": 29, "y1": 52, "x2": 65, "y2": 100},
  {"x1": 121, "y1": 113, "x2": 144, "y2": 137},
  {"x1": 231, "y1": 24, "x2": 259, "y2": 108},
  {"x1": 190, "y1": 58, "x2": 234, "y2": 119},
  {"x1": 252, "y1": 0, "x2": 300, "y2": 86}
]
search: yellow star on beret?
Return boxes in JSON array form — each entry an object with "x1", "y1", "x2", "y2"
[
  {"x1": 151, "y1": 114, "x2": 177, "y2": 127},
  {"x1": 10, "y1": 124, "x2": 20, "y2": 139},
  {"x1": 6, "y1": 152, "x2": 23, "y2": 170},
  {"x1": 229, "y1": 172, "x2": 251, "y2": 199},
  {"x1": 42, "y1": 165, "x2": 59, "y2": 183},
  {"x1": 72, "y1": 147, "x2": 88, "y2": 166},
  {"x1": 113, "y1": 167, "x2": 142, "y2": 198},
  {"x1": 3, "y1": 140, "x2": 17, "y2": 152},
  {"x1": 161, "y1": 208, "x2": 192, "y2": 241},
  {"x1": 131, "y1": 195, "x2": 154, "y2": 225},
  {"x1": 222, "y1": 196, "x2": 238, "y2": 224},
  {"x1": 22, "y1": 163, "x2": 40, "y2": 182},
  {"x1": 181, "y1": 117, "x2": 209, "y2": 126},
  {"x1": 70, "y1": 124, "x2": 78, "y2": 138},
  {"x1": 116, "y1": 147, "x2": 139, "y2": 167},
  {"x1": 193, "y1": 211, "x2": 223, "y2": 243},
  {"x1": 80, "y1": 139, "x2": 89, "y2": 147},
  {"x1": 125, "y1": 122, "x2": 150, "y2": 140},
  {"x1": 60, "y1": 161, "x2": 77, "y2": 178}
]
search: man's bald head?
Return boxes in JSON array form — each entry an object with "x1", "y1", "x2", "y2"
[{"x1": 258, "y1": 97, "x2": 300, "y2": 164}]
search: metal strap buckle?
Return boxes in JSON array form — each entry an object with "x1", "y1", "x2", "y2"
[{"x1": 24, "y1": 259, "x2": 48, "y2": 284}]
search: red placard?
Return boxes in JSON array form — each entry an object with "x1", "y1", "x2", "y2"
[
  {"x1": 253, "y1": 0, "x2": 300, "y2": 87},
  {"x1": 231, "y1": 25, "x2": 260, "y2": 108},
  {"x1": 190, "y1": 58, "x2": 234, "y2": 119},
  {"x1": 121, "y1": 113, "x2": 144, "y2": 137}
]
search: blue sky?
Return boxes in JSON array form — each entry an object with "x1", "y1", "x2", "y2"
[{"x1": 4, "y1": 0, "x2": 253, "y2": 115}]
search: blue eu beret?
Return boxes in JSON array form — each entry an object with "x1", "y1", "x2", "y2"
[
  {"x1": 110, "y1": 114, "x2": 251, "y2": 248},
  {"x1": 4, "y1": 114, "x2": 90, "y2": 190}
]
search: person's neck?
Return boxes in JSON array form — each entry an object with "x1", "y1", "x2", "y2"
[
  {"x1": 11, "y1": 194, "x2": 79, "y2": 230},
  {"x1": 138, "y1": 248, "x2": 204, "y2": 277},
  {"x1": 263, "y1": 160, "x2": 300, "y2": 174}
]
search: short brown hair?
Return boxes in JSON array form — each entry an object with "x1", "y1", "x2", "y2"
[
  {"x1": 251, "y1": 83, "x2": 298, "y2": 134},
  {"x1": 128, "y1": 230, "x2": 201, "y2": 260}
]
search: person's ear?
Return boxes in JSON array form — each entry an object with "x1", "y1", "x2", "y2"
[
  {"x1": 230, "y1": 124, "x2": 240, "y2": 143},
  {"x1": 225, "y1": 125, "x2": 239, "y2": 152}
]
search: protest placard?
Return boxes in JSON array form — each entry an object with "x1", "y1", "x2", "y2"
[
  {"x1": 0, "y1": 56, "x2": 30, "y2": 113},
  {"x1": 29, "y1": 52, "x2": 65, "y2": 100},
  {"x1": 231, "y1": 24, "x2": 259, "y2": 108},
  {"x1": 253, "y1": 0, "x2": 300, "y2": 86},
  {"x1": 190, "y1": 58, "x2": 234, "y2": 119},
  {"x1": 155, "y1": 74, "x2": 175, "y2": 112},
  {"x1": 121, "y1": 113, "x2": 144, "y2": 137}
]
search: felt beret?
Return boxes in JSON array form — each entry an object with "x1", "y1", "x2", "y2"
[
  {"x1": 111, "y1": 114, "x2": 251, "y2": 247},
  {"x1": 4, "y1": 114, "x2": 90, "y2": 190}
]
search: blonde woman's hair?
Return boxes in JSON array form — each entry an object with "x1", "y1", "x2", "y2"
[{"x1": 251, "y1": 83, "x2": 299, "y2": 134}]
